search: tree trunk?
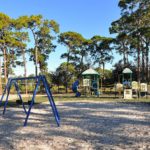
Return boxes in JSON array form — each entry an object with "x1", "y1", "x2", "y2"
[
  {"x1": 102, "y1": 62, "x2": 105, "y2": 93},
  {"x1": 57, "y1": 85, "x2": 59, "y2": 94},
  {"x1": 142, "y1": 48, "x2": 145, "y2": 82},
  {"x1": 123, "y1": 51, "x2": 126, "y2": 67},
  {"x1": 65, "y1": 50, "x2": 70, "y2": 93},
  {"x1": 145, "y1": 42, "x2": 149, "y2": 83},
  {"x1": 102, "y1": 62, "x2": 105, "y2": 76},
  {"x1": 79, "y1": 55, "x2": 84, "y2": 80},
  {"x1": 3, "y1": 48, "x2": 7, "y2": 84},
  {"x1": 31, "y1": 29, "x2": 38, "y2": 77},
  {"x1": 35, "y1": 46, "x2": 38, "y2": 76},
  {"x1": 137, "y1": 50, "x2": 140, "y2": 83},
  {"x1": 122, "y1": 42, "x2": 126, "y2": 67},
  {"x1": 126, "y1": 52, "x2": 129, "y2": 64},
  {"x1": 81, "y1": 55, "x2": 84, "y2": 71},
  {"x1": 0, "y1": 59, "x2": 2, "y2": 95},
  {"x1": 23, "y1": 49, "x2": 28, "y2": 95},
  {"x1": 137, "y1": 36, "x2": 141, "y2": 92}
]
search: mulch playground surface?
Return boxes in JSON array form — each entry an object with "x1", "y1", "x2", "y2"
[{"x1": 0, "y1": 101, "x2": 150, "y2": 150}]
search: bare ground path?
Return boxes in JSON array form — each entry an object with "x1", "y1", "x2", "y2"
[{"x1": 0, "y1": 101, "x2": 150, "y2": 150}]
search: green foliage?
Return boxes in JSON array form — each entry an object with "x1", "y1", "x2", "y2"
[
  {"x1": 110, "y1": 0, "x2": 150, "y2": 82},
  {"x1": 54, "y1": 62, "x2": 76, "y2": 88},
  {"x1": 16, "y1": 15, "x2": 59, "y2": 74},
  {"x1": 89, "y1": 35, "x2": 113, "y2": 67},
  {"x1": 0, "y1": 13, "x2": 11, "y2": 30},
  {"x1": 58, "y1": 31, "x2": 92, "y2": 78},
  {"x1": 0, "y1": 1, "x2": 149, "y2": 87},
  {"x1": 0, "y1": 13, "x2": 28, "y2": 79},
  {"x1": 96, "y1": 68, "x2": 112, "y2": 79},
  {"x1": 0, "y1": 13, "x2": 60, "y2": 83}
]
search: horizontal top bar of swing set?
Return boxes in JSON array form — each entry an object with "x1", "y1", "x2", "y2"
[{"x1": 8, "y1": 75, "x2": 45, "y2": 81}]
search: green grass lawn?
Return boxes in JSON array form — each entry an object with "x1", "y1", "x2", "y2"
[{"x1": 0, "y1": 95, "x2": 150, "y2": 107}]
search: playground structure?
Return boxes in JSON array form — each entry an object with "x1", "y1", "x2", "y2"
[
  {"x1": 72, "y1": 80, "x2": 81, "y2": 97},
  {"x1": 116, "y1": 68, "x2": 148, "y2": 99},
  {"x1": 122, "y1": 68, "x2": 133, "y2": 99},
  {"x1": 0, "y1": 75, "x2": 60, "y2": 127},
  {"x1": 82, "y1": 68, "x2": 100, "y2": 96}
]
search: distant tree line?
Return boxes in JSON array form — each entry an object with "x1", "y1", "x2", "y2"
[
  {"x1": 0, "y1": 13, "x2": 113, "y2": 93},
  {"x1": 0, "y1": 0, "x2": 149, "y2": 93}
]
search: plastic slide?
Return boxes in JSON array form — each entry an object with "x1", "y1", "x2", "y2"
[
  {"x1": 72, "y1": 80, "x2": 81, "y2": 97},
  {"x1": 92, "y1": 81, "x2": 99, "y2": 96}
]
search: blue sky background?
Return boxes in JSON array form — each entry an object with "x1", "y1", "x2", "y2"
[{"x1": 0, "y1": 0, "x2": 121, "y2": 75}]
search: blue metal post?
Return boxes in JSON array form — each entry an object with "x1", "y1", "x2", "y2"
[
  {"x1": 24, "y1": 76, "x2": 41, "y2": 126},
  {"x1": 44, "y1": 76, "x2": 60, "y2": 120},
  {"x1": 1, "y1": 75, "x2": 60, "y2": 127},
  {"x1": 3, "y1": 79, "x2": 12, "y2": 115},
  {"x1": 41, "y1": 76, "x2": 60, "y2": 126},
  {"x1": 0, "y1": 79, "x2": 11, "y2": 106},
  {"x1": 14, "y1": 82, "x2": 27, "y2": 114}
]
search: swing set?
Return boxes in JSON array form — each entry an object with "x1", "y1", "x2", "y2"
[{"x1": 0, "y1": 75, "x2": 60, "y2": 127}]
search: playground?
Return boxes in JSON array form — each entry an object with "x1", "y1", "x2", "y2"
[
  {"x1": 0, "y1": 98, "x2": 150, "y2": 150},
  {"x1": 0, "y1": 69, "x2": 149, "y2": 150},
  {"x1": 0, "y1": 0, "x2": 150, "y2": 149}
]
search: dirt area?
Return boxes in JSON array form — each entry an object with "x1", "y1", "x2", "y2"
[{"x1": 0, "y1": 101, "x2": 150, "y2": 150}]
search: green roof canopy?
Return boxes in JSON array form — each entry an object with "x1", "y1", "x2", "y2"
[
  {"x1": 122, "y1": 68, "x2": 132, "y2": 74},
  {"x1": 82, "y1": 68, "x2": 100, "y2": 76}
]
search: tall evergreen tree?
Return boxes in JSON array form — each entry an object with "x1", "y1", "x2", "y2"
[
  {"x1": 110, "y1": 0, "x2": 150, "y2": 83},
  {"x1": 58, "y1": 31, "x2": 86, "y2": 92},
  {"x1": 16, "y1": 15, "x2": 59, "y2": 75},
  {"x1": 89, "y1": 36, "x2": 113, "y2": 76}
]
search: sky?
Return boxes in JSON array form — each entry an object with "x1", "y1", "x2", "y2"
[{"x1": 0, "y1": 0, "x2": 121, "y2": 76}]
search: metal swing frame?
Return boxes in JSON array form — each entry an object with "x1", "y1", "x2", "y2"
[{"x1": 0, "y1": 75, "x2": 60, "y2": 127}]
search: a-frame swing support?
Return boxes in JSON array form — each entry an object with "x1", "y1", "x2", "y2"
[{"x1": 0, "y1": 75, "x2": 60, "y2": 127}]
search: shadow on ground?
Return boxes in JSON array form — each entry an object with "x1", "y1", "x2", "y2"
[{"x1": 0, "y1": 101, "x2": 150, "y2": 149}]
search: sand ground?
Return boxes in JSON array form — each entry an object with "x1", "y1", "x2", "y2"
[{"x1": 0, "y1": 101, "x2": 150, "y2": 150}]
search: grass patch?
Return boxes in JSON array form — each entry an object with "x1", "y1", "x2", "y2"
[{"x1": 0, "y1": 95, "x2": 150, "y2": 108}]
